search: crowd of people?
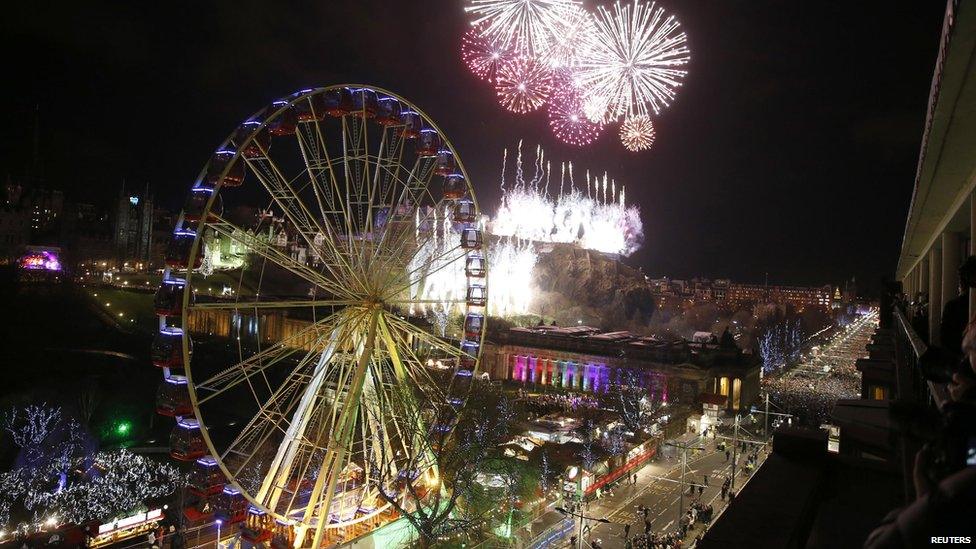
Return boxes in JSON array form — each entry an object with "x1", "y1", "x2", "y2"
[
  {"x1": 626, "y1": 530, "x2": 685, "y2": 549},
  {"x1": 761, "y1": 317, "x2": 871, "y2": 426},
  {"x1": 864, "y1": 264, "x2": 976, "y2": 547},
  {"x1": 517, "y1": 390, "x2": 599, "y2": 415},
  {"x1": 763, "y1": 374, "x2": 861, "y2": 424},
  {"x1": 619, "y1": 492, "x2": 716, "y2": 549}
]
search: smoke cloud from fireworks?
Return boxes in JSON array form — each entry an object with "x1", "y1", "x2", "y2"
[
  {"x1": 407, "y1": 208, "x2": 537, "y2": 318},
  {"x1": 408, "y1": 143, "x2": 643, "y2": 320},
  {"x1": 490, "y1": 142, "x2": 644, "y2": 256}
]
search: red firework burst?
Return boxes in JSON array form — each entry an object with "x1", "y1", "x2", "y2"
[
  {"x1": 461, "y1": 22, "x2": 512, "y2": 83},
  {"x1": 547, "y1": 84, "x2": 603, "y2": 146}
]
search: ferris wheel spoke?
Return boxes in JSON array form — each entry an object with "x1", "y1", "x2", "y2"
[
  {"x1": 373, "y1": 154, "x2": 436, "y2": 253},
  {"x1": 340, "y1": 116, "x2": 367, "y2": 244},
  {"x1": 188, "y1": 299, "x2": 355, "y2": 311},
  {"x1": 242, "y1": 155, "x2": 364, "y2": 293},
  {"x1": 220, "y1": 343, "x2": 334, "y2": 475},
  {"x1": 295, "y1": 122, "x2": 366, "y2": 284},
  {"x1": 294, "y1": 109, "x2": 336, "y2": 213},
  {"x1": 386, "y1": 298, "x2": 468, "y2": 305},
  {"x1": 365, "y1": 173, "x2": 428, "y2": 274},
  {"x1": 383, "y1": 180, "x2": 453, "y2": 259},
  {"x1": 195, "y1": 309, "x2": 346, "y2": 404},
  {"x1": 279, "y1": 364, "x2": 380, "y2": 519},
  {"x1": 370, "y1": 198, "x2": 456, "y2": 288},
  {"x1": 361, "y1": 382, "x2": 413, "y2": 499},
  {"x1": 373, "y1": 126, "x2": 407, "y2": 212},
  {"x1": 206, "y1": 216, "x2": 353, "y2": 299},
  {"x1": 295, "y1": 310, "x2": 380, "y2": 546},
  {"x1": 244, "y1": 155, "x2": 325, "y2": 241},
  {"x1": 256, "y1": 312, "x2": 367, "y2": 511},
  {"x1": 253, "y1": 308, "x2": 374, "y2": 506},
  {"x1": 371, "y1": 189, "x2": 443, "y2": 268},
  {"x1": 366, "y1": 126, "x2": 411, "y2": 244},
  {"x1": 305, "y1": 114, "x2": 361, "y2": 267},
  {"x1": 383, "y1": 243, "x2": 469, "y2": 303},
  {"x1": 378, "y1": 317, "x2": 453, "y2": 408},
  {"x1": 340, "y1": 115, "x2": 385, "y2": 292},
  {"x1": 385, "y1": 314, "x2": 468, "y2": 363}
]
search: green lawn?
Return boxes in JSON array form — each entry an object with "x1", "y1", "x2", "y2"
[
  {"x1": 113, "y1": 270, "x2": 262, "y2": 297},
  {"x1": 88, "y1": 287, "x2": 157, "y2": 333}
]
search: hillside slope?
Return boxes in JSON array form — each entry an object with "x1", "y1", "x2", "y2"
[{"x1": 529, "y1": 243, "x2": 654, "y2": 331}]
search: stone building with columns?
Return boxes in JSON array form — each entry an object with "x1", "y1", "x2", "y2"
[
  {"x1": 896, "y1": 3, "x2": 976, "y2": 347},
  {"x1": 481, "y1": 325, "x2": 761, "y2": 412}
]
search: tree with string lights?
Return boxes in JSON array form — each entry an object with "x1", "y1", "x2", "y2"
[
  {"x1": 574, "y1": 417, "x2": 597, "y2": 470},
  {"x1": 539, "y1": 450, "x2": 553, "y2": 493},
  {"x1": 758, "y1": 318, "x2": 804, "y2": 373},
  {"x1": 606, "y1": 369, "x2": 657, "y2": 434},
  {"x1": 1, "y1": 404, "x2": 181, "y2": 534},
  {"x1": 3, "y1": 404, "x2": 86, "y2": 494}
]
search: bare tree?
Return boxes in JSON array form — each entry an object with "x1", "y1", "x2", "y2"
[
  {"x1": 366, "y1": 382, "x2": 496, "y2": 548},
  {"x1": 77, "y1": 380, "x2": 102, "y2": 428},
  {"x1": 574, "y1": 417, "x2": 597, "y2": 470}
]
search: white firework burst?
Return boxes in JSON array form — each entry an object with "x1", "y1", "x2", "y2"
[
  {"x1": 543, "y1": 6, "x2": 596, "y2": 70},
  {"x1": 464, "y1": 0, "x2": 583, "y2": 58},
  {"x1": 576, "y1": 0, "x2": 690, "y2": 121},
  {"x1": 619, "y1": 114, "x2": 656, "y2": 151}
]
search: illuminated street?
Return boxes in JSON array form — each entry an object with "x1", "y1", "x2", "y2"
[{"x1": 580, "y1": 439, "x2": 766, "y2": 549}]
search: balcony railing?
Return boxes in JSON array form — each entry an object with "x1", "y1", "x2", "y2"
[{"x1": 893, "y1": 307, "x2": 950, "y2": 409}]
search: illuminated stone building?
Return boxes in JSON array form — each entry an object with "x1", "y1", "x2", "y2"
[
  {"x1": 725, "y1": 283, "x2": 833, "y2": 310},
  {"x1": 481, "y1": 325, "x2": 761, "y2": 412}
]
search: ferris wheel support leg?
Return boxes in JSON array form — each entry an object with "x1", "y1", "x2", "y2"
[{"x1": 304, "y1": 308, "x2": 380, "y2": 549}]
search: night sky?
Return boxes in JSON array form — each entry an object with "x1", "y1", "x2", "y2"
[{"x1": 0, "y1": 2, "x2": 946, "y2": 294}]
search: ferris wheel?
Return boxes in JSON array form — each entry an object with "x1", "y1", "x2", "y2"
[{"x1": 151, "y1": 85, "x2": 488, "y2": 547}]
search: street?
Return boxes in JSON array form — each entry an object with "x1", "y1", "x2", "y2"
[{"x1": 569, "y1": 436, "x2": 767, "y2": 548}]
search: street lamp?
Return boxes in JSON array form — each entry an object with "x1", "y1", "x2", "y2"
[
  {"x1": 215, "y1": 519, "x2": 222, "y2": 549},
  {"x1": 555, "y1": 506, "x2": 610, "y2": 549}
]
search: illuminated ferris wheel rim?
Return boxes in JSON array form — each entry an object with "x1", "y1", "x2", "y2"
[{"x1": 155, "y1": 83, "x2": 489, "y2": 543}]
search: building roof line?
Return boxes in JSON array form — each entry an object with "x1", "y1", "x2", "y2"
[{"x1": 899, "y1": 0, "x2": 962, "y2": 278}]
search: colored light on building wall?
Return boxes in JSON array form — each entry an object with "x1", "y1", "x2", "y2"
[{"x1": 19, "y1": 250, "x2": 62, "y2": 272}]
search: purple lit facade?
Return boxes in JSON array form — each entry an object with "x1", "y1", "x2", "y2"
[
  {"x1": 18, "y1": 250, "x2": 62, "y2": 271},
  {"x1": 482, "y1": 325, "x2": 761, "y2": 411},
  {"x1": 510, "y1": 354, "x2": 666, "y2": 398}
]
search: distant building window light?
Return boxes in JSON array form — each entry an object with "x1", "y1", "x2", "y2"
[{"x1": 129, "y1": 196, "x2": 139, "y2": 206}]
